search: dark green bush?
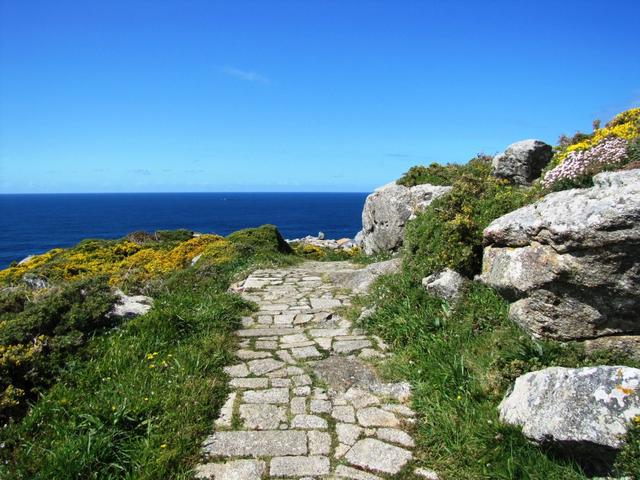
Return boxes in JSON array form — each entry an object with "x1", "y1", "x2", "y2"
[
  {"x1": 396, "y1": 162, "x2": 467, "y2": 187},
  {"x1": 227, "y1": 224, "x2": 292, "y2": 256},
  {"x1": 0, "y1": 277, "x2": 115, "y2": 420},
  {"x1": 403, "y1": 157, "x2": 536, "y2": 279}
]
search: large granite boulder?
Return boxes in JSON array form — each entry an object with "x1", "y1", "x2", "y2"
[
  {"x1": 499, "y1": 366, "x2": 640, "y2": 474},
  {"x1": 331, "y1": 258, "x2": 401, "y2": 294},
  {"x1": 421, "y1": 268, "x2": 465, "y2": 303},
  {"x1": 480, "y1": 169, "x2": 640, "y2": 341},
  {"x1": 360, "y1": 182, "x2": 452, "y2": 255},
  {"x1": 492, "y1": 139, "x2": 553, "y2": 185}
]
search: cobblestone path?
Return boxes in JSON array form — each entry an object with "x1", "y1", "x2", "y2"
[{"x1": 195, "y1": 261, "x2": 418, "y2": 479}]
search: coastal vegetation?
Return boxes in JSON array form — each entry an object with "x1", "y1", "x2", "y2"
[{"x1": 0, "y1": 225, "x2": 298, "y2": 479}]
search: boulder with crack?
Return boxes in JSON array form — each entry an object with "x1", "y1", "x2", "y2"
[
  {"x1": 492, "y1": 139, "x2": 553, "y2": 185},
  {"x1": 359, "y1": 182, "x2": 452, "y2": 255},
  {"x1": 499, "y1": 366, "x2": 640, "y2": 475},
  {"x1": 480, "y1": 169, "x2": 640, "y2": 342}
]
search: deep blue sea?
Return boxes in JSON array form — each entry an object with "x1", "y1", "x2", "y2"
[{"x1": 0, "y1": 193, "x2": 368, "y2": 269}]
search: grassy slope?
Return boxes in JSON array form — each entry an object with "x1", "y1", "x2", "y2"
[
  {"x1": 0, "y1": 227, "x2": 298, "y2": 479},
  {"x1": 351, "y1": 273, "x2": 639, "y2": 479}
]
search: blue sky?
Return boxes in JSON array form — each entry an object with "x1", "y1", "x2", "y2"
[{"x1": 1, "y1": 1, "x2": 639, "y2": 193}]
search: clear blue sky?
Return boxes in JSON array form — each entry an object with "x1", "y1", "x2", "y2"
[{"x1": 1, "y1": 1, "x2": 639, "y2": 193}]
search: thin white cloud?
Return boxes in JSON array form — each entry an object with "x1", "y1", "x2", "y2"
[{"x1": 221, "y1": 66, "x2": 269, "y2": 83}]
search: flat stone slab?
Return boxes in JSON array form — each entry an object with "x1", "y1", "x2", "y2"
[
  {"x1": 345, "y1": 438, "x2": 412, "y2": 474},
  {"x1": 194, "y1": 459, "x2": 266, "y2": 480},
  {"x1": 239, "y1": 404, "x2": 287, "y2": 430},
  {"x1": 334, "y1": 465, "x2": 384, "y2": 480},
  {"x1": 291, "y1": 346, "x2": 322, "y2": 359},
  {"x1": 310, "y1": 298, "x2": 342, "y2": 309},
  {"x1": 247, "y1": 359, "x2": 285, "y2": 375},
  {"x1": 377, "y1": 427, "x2": 415, "y2": 447},
  {"x1": 291, "y1": 414, "x2": 328, "y2": 429},
  {"x1": 356, "y1": 407, "x2": 399, "y2": 427},
  {"x1": 313, "y1": 356, "x2": 380, "y2": 392},
  {"x1": 237, "y1": 327, "x2": 302, "y2": 337},
  {"x1": 333, "y1": 339, "x2": 373, "y2": 353},
  {"x1": 203, "y1": 430, "x2": 308, "y2": 457},
  {"x1": 243, "y1": 388, "x2": 289, "y2": 404},
  {"x1": 269, "y1": 455, "x2": 330, "y2": 477}
]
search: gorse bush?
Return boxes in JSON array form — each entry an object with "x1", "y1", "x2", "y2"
[
  {"x1": 403, "y1": 157, "x2": 535, "y2": 279},
  {"x1": 396, "y1": 162, "x2": 466, "y2": 187},
  {"x1": 0, "y1": 277, "x2": 116, "y2": 420}
]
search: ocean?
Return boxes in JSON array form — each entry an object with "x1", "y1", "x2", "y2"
[{"x1": 0, "y1": 192, "x2": 369, "y2": 269}]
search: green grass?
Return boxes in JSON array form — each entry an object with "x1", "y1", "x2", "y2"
[
  {"x1": 0, "y1": 229, "x2": 298, "y2": 480},
  {"x1": 353, "y1": 271, "x2": 640, "y2": 479}
]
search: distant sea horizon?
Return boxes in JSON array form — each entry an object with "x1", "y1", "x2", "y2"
[{"x1": 0, "y1": 192, "x2": 369, "y2": 269}]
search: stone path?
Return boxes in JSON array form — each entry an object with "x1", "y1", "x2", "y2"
[{"x1": 196, "y1": 261, "x2": 418, "y2": 479}]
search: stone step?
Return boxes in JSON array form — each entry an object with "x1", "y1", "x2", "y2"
[{"x1": 203, "y1": 430, "x2": 308, "y2": 458}]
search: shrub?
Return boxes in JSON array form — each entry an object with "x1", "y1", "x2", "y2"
[
  {"x1": 0, "y1": 277, "x2": 115, "y2": 420},
  {"x1": 227, "y1": 224, "x2": 292, "y2": 256},
  {"x1": 397, "y1": 163, "x2": 466, "y2": 187},
  {"x1": 403, "y1": 157, "x2": 535, "y2": 279},
  {"x1": 541, "y1": 108, "x2": 640, "y2": 189},
  {"x1": 541, "y1": 137, "x2": 630, "y2": 190}
]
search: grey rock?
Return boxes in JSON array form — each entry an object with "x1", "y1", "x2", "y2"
[
  {"x1": 269, "y1": 455, "x2": 330, "y2": 477},
  {"x1": 499, "y1": 366, "x2": 640, "y2": 472},
  {"x1": 414, "y1": 467, "x2": 440, "y2": 480},
  {"x1": 369, "y1": 382, "x2": 412, "y2": 402},
  {"x1": 334, "y1": 465, "x2": 383, "y2": 479},
  {"x1": 243, "y1": 388, "x2": 289, "y2": 404},
  {"x1": 247, "y1": 358, "x2": 285, "y2": 375},
  {"x1": 308, "y1": 430, "x2": 331, "y2": 455},
  {"x1": 360, "y1": 182, "x2": 452, "y2": 254},
  {"x1": 22, "y1": 273, "x2": 48, "y2": 290},
  {"x1": 421, "y1": 268, "x2": 465, "y2": 303},
  {"x1": 239, "y1": 404, "x2": 287, "y2": 430},
  {"x1": 229, "y1": 377, "x2": 269, "y2": 389},
  {"x1": 333, "y1": 339, "x2": 373, "y2": 354},
  {"x1": 333, "y1": 258, "x2": 402, "y2": 294},
  {"x1": 223, "y1": 363, "x2": 249, "y2": 378},
  {"x1": 584, "y1": 336, "x2": 640, "y2": 362},
  {"x1": 194, "y1": 459, "x2": 266, "y2": 480},
  {"x1": 214, "y1": 392, "x2": 236, "y2": 429},
  {"x1": 376, "y1": 427, "x2": 415, "y2": 447},
  {"x1": 356, "y1": 407, "x2": 399, "y2": 427},
  {"x1": 481, "y1": 169, "x2": 640, "y2": 341},
  {"x1": 492, "y1": 139, "x2": 553, "y2": 185},
  {"x1": 336, "y1": 422, "x2": 362, "y2": 445},
  {"x1": 203, "y1": 430, "x2": 307, "y2": 457},
  {"x1": 109, "y1": 289, "x2": 153, "y2": 318},
  {"x1": 332, "y1": 405, "x2": 356, "y2": 423},
  {"x1": 291, "y1": 414, "x2": 328, "y2": 429},
  {"x1": 313, "y1": 356, "x2": 380, "y2": 393},
  {"x1": 345, "y1": 438, "x2": 413, "y2": 474}
]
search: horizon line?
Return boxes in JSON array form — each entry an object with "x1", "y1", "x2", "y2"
[{"x1": 0, "y1": 191, "x2": 372, "y2": 195}]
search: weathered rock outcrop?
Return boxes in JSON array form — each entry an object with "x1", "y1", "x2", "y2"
[
  {"x1": 492, "y1": 139, "x2": 553, "y2": 185},
  {"x1": 421, "y1": 269, "x2": 465, "y2": 303},
  {"x1": 480, "y1": 169, "x2": 640, "y2": 341},
  {"x1": 332, "y1": 258, "x2": 401, "y2": 294},
  {"x1": 499, "y1": 366, "x2": 640, "y2": 474},
  {"x1": 359, "y1": 182, "x2": 451, "y2": 255},
  {"x1": 109, "y1": 290, "x2": 153, "y2": 318}
]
